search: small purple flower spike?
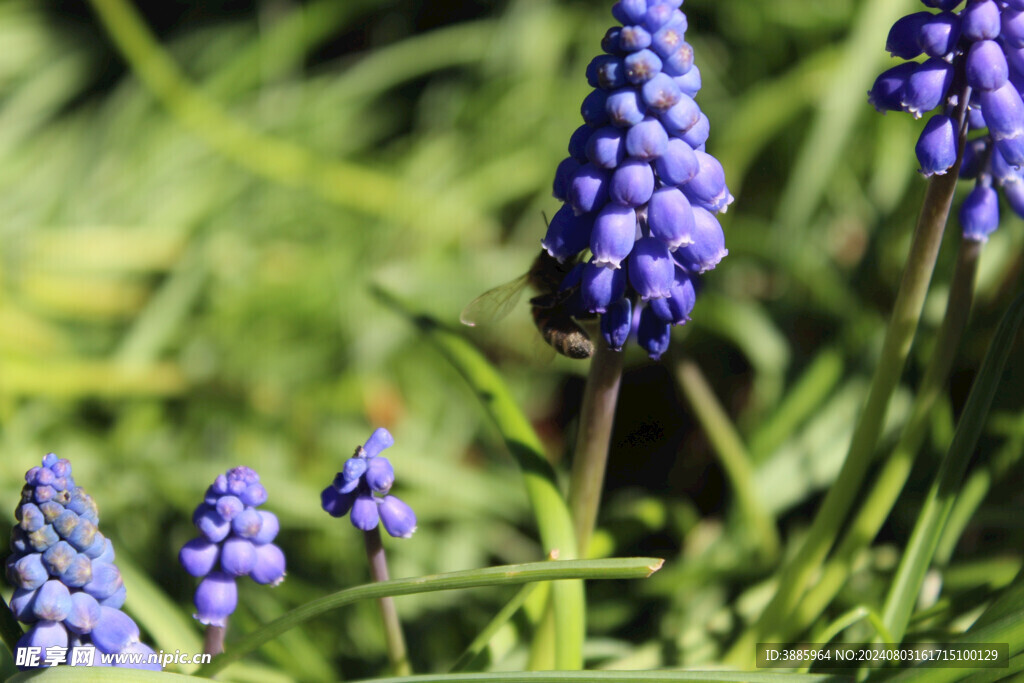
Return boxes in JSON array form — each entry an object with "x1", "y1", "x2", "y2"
[
  {"x1": 6, "y1": 454, "x2": 158, "y2": 670},
  {"x1": 534, "y1": 0, "x2": 730, "y2": 357},
  {"x1": 321, "y1": 428, "x2": 417, "y2": 539},
  {"x1": 872, "y1": 0, "x2": 1024, "y2": 240},
  {"x1": 180, "y1": 466, "x2": 286, "y2": 631}
]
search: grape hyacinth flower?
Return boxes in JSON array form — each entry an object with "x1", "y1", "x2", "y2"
[
  {"x1": 869, "y1": 0, "x2": 1024, "y2": 242},
  {"x1": 4, "y1": 454, "x2": 159, "y2": 670},
  {"x1": 179, "y1": 466, "x2": 285, "y2": 654},
  {"x1": 544, "y1": 0, "x2": 732, "y2": 360},
  {"x1": 321, "y1": 427, "x2": 413, "y2": 675},
  {"x1": 320, "y1": 427, "x2": 417, "y2": 539}
]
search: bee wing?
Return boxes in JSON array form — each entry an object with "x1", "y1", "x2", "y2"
[
  {"x1": 529, "y1": 328, "x2": 558, "y2": 364},
  {"x1": 460, "y1": 274, "x2": 530, "y2": 327}
]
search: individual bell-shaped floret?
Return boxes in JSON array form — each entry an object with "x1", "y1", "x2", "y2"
[
  {"x1": 606, "y1": 88, "x2": 647, "y2": 127},
  {"x1": 647, "y1": 187, "x2": 695, "y2": 250},
  {"x1": 379, "y1": 496, "x2": 418, "y2": 539},
  {"x1": 582, "y1": 260, "x2": 628, "y2": 313},
  {"x1": 628, "y1": 237, "x2": 676, "y2": 300},
  {"x1": 869, "y1": 63, "x2": 919, "y2": 113},
  {"x1": 638, "y1": 304, "x2": 672, "y2": 360},
  {"x1": 966, "y1": 40, "x2": 1009, "y2": 92},
  {"x1": 250, "y1": 543, "x2": 287, "y2": 586},
  {"x1": 365, "y1": 457, "x2": 395, "y2": 493},
  {"x1": 962, "y1": 0, "x2": 1000, "y2": 41},
  {"x1": 586, "y1": 127, "x2": 626, "y2": 169},
  {"x1": 591, "y1": 204, "x2": 639, "y2": 268},
  {"x1": 915, "y1": 114, "x2": 957, "y2": 176},
  {"x1": 887, "y1": 12, "x2": 928, "y2": 59},
  {"x1": 901, "y1": 58, "x2": 954, "y2": 118},
  {"x1": 568, "y1": 164, "x2": 611, "y2": 214},
  {"x1": 193, "y1": 572, "x2": 238, "y2": 627},
  {"x1": 601, "y1": 297, "x2": 633, "y2": 351},
  {"x1": 625, "y1": 117, "x2": 670, "y2": 159},
  {"x1": 674, "y1": 207, "x2": 728, "y2": 273},
  {"x1": 1002, "y1": 8, "x2": 1024, "y2": 48},
  {"x1": 916, "y1": 12, "x2": 960, "y2": 58},
  {"x1": 542, "y1": 205, "x2": 593, "y2": 262},
  {"x1": 179, "y1": 538, "x2": 219, "y2": 577},
  {"x1": 960, "y1": 181, "x2": 1000, "y2": 242},
  {"x1": 351, "y1": 494, "x2": 380, "y2": 531},
  {"x1": 979, "y1": 81, "x2": 1024, "y2": 140},
  {"x1": 610, "y1": 159, "x2": 655, "y2": 206}
]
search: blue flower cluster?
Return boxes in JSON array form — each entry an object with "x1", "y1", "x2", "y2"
[
  {"x1": 543, "y1": 0, "x2": 732, "y2": 360},
  {"x1": 179, "y1": 466, "x2": 286, "y2": 628},
  {"x1": 870, "y1": 0, "x2": 1024, "y2": 241},
  {"x1": 5, "y1": 454, "x2": 158, "y2": 670},
  {"x1": 321, "y1": 428, "x2": 417, "y2": 539}
]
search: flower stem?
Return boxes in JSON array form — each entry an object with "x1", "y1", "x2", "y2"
[
  {"x1": 880, "y1": 292, "x2": 1024, "y2": 644},
  {"x1": 787, "y1": 237, "x2": 980, "y2": 637},
  {"x1": 675, "y1": 357, "x2": 779, "y2": 563},
  {"x1": 365, "y1": 526, "x2": 412, "y2": 676},
  {"x1": 568, "y1": 341, "x2": 625, "y2": 558},
  {"x1": 726, "y1": 88, "x2": 971, "y2": 664},
  {"x1": 204, "y1": 625, "x2": 226, "y2": 657}
]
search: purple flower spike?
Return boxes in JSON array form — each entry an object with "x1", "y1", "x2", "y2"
[
  {"x1": 323, "y1": 429, "x2": 418, "y2": 538},
  {"x1": 628, "y1": 237, "x2": 676, "y2": 300},
  {"x1": 582, "y1": 260, "x2": 627, "y2": 313},
  {"x1": 915, "y1": 114, "x2": 957, "y2": 176},
  {"x1": 960, "y1": 182, "x2": 1000, "y2": 241},
  {"x1": 379, "y1": 496, "x2": 418, "y2": 539},
  {"x1": 193, "y1": 572, "x2": 238, "y2": 628},
  {"x1": 532, "y1": 0, "x2": 729, "y2": 358}
]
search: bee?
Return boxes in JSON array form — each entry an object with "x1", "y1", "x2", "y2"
[{"x1": 460, "y1": 251, "x2": 594, "y2": 359}]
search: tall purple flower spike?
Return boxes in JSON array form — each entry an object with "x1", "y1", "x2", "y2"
[
  {"x1": 6, "y1": 454, "x2": 158, "y2": 670},
  {"x1": 541, "y1": 0, "x2": 732, "y2": 360},
  {"x1": 871, "y1": 0, "x2": 1024, "y2": 242},
  {"x1": 321, "y1": 428, "x2": 417, "y2": 539},
  {"x1": 179, "y1": 466, "x2": 286, "y2": 628}
]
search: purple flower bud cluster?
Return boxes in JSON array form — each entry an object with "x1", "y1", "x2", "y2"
[
  {"x1": 870, "y1": 0, "x2": 1024, "y2": 241},
  {"x1": 179, "y1": 466, "x2": 286, "y2": 628},
  {"x1": 321, "y1": 428, "x2": 417, "y2": 539},
  {"x1": 5, "y1": 454, "x2": 159, "y2": 670},
  {"x1": 545, "y1": 0, "x2": 732, "y2": 360}
]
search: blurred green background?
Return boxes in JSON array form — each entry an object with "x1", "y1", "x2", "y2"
[{"x1": 1, "y1": 0, "x2": 1022, "y2": 679}]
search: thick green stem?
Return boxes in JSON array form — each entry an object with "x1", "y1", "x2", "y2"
[
  {"x1": 568, "y1": 341, "x2": 624, "y2": 558},
  {"x1": 726, "y1": 90, "x2": 970, "y2": 665},
  {"x1": 676, "y1": 358, "x2": 779, "y2": 562},
  {"x1": 788, "y1": 238, "x2": 980, "y2": 636},
  {"x1": 365, "y1": 526, "x2": 412, "y2": 676}
]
